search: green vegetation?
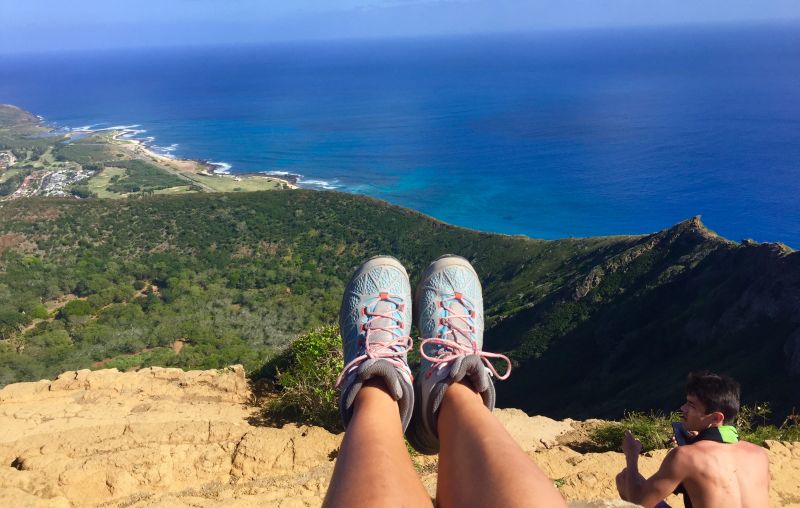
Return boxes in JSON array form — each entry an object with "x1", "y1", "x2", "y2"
[
  {"x1": 256, "y1": 326, "x2": 343, "y2": 431},
  {"x1": 590, "y1": 411, "x2": 681, "y2": 452},
  {"x1": 101, "y1": 347, "x2": 177, "y2": 371},
  {"x1": 49, "y1": 139, "x2": 188, "y2": 197},
  {"x1": 0, "y1": 167, "x2": 24, "y2": 184},
  {"x1": 735, "y1": 403, "x2": 800, "y2": 446},
  {"x1": 68, "y1": 184, "x2": 98, "y2": 199},
  {"x1": 0, "y1": 190, "x2": 797, "y2": 421},
  {"x1": 1, "y1": 104, "x2": 796, "y2": 432},
  {"x1": 0, "y1": 104, "x2": 291, "y2": 199},
  {"x1": 0, "y1": 170, "x2": 28, "y2": 196},
  {"x1": 85, "y1": 166, "x2": 126, "y2": 198},
  {"x1": 193, "y1": 173, "x2": 287, "y2": 192},
  {"x1": 589, "y1": 404, "x2": 800, "y2": 451},
  {"x1": 0, "y1": 191, "x2": 618, "y2": 389},
  {"x1": 52, "y1": 136, "x2": 115, "y2": 165},
  {"x1": 154, "y1": 185, "x2": 194, "y2": 195},
  {"x1": 0, "y1": 105, "x2": 65, "y2": 154},
  {"x1": 104, "y1": 160, "x2": 186, "y2": 193}
]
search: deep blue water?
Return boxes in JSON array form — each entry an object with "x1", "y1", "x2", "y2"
[{"x1": 2, "y1": 23, "x2": 799, "y2": 246}]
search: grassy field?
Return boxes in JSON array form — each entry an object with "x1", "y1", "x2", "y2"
[
  {"x1": 105, "y1": 160, "x2": 187, "y2": 193},
  {"x1": 37, "y1": 146, "x2": 56, "y2": 166},
  {"x1": 86, "y1": 166, "x2": 127, "y2": 198},
  {"x1": 53, "y1": 137, "x2": 115, "y2": 164},
  {"x1": 192, "y1": 173, "x2": 287, "y2": 192},
  {"x1": 0, "y1": 167, "x2": 23, "y2": 183},
  {"x1": 154, "y1": 185, "x2": 194, "y2": 195}
]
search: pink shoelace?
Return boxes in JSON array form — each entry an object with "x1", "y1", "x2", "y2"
[
  {"x1": 419, "y1": 292, "x2": 512, "y2": 380},
  {"x1": 335, "y1": 292, "x2": 413, "y2": 389}
]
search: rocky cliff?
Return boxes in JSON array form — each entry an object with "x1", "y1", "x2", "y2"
[{"x1": 1, "y1": 367, "x2": 797, "y2": 507}]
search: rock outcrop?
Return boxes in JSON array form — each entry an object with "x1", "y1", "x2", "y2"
[{"x1": 0, "y1": 367, "x2": 797, "y2": 507}]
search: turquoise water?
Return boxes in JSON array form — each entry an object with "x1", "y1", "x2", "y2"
[{"x1": 1, "y1": 23, "x2": 798, "y2": 245}]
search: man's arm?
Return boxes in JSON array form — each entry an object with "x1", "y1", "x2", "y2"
[
  {"x1": 620, "y1": 430, "x2": 645, "y2": 501},
  {"x1": 629, "y1": 450, "x2": 687, "y2": 507},
  {"x1": 620, "y1": 431, "x2": 687, "y2": 508}
]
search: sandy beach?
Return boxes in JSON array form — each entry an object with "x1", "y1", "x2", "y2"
[{"x1": 73, "y1": 128, "x2": 299, "y2": 192}]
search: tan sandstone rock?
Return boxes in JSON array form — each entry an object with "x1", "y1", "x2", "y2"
[{"x1": 0, "y1": 366, "x2": 797, "y2": 507}]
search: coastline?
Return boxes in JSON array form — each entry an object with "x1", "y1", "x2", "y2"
[
  {"x1": 7, "y1": 103, "x2": 796, "y2": 247},
  {"x1": 69, "y1": 127, "x2": 300, "y2": 191}
]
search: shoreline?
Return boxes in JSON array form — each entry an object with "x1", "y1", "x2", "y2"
[{"x1": 68, "y1": 127, "x2": 300, "y2": 191}]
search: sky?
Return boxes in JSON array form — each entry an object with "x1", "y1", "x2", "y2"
[{"x1": 1, "y1": 0, "x2": 799, "y2": 54}]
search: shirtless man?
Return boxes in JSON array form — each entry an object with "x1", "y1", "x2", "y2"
[{"x1": 616, "y1": 371, "x2": 769, "y2": 508}]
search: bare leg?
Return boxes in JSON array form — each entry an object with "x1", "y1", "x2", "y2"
[
  {"x1": 323, "y1": 380, "x2": 433, "y2": 508},
  {"x1": 437, "y1": 382, "x2": 568, "y2": 508},
  {"x1": 616, "y1": 468, "x2": 630, "y2": 501}
]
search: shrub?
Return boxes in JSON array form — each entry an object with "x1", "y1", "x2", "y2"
[
  {"x1": 736, "y1": 403, "x2": 800, "y2": 446},
  {"x1": 29, "y1": 304, "x2": 50, "y2": 320},
  {"x1": 258, "y1": 325, "x2": 344, "y2": 431},
  {"x1": 58, "y1": 299, "x2": 92, "y2": 320},
  {"x1": 102, "y1": 347, "x2": 176, "y2": 371},
  {"x1": 0, "y1": 310, "x2": 28, "y2": 339}
]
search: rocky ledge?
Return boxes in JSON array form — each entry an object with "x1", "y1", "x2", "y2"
[{"x1": 0, "y1": 367, "x2": 797, "y2": 507}]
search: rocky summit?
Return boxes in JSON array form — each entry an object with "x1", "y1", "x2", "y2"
[{"x1": 0, "y1": 367, "x2": 798, "y2": 507}]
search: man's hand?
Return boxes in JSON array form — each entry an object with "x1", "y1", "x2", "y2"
[{"x1": 623, "y1": 430, "x2": 643, "y2": 461}]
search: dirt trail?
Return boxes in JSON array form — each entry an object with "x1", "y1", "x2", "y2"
[{"x1": 0, "y1": 367, "x2": 797, "y2": 507}]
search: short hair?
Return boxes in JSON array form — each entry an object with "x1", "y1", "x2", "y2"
[{"x1": 686, "y1": 371, "x2": 740, "y2": 424}]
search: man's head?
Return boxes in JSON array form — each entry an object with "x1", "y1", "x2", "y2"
[{"x1": 681, "y1": 371, "x2": 740, "y2": 430}]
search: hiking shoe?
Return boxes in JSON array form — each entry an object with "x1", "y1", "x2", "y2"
[
  {"x1": 406, "y1": 255, "x2": 511, "y2": 454},
  {"x1": 336, "y1": 256, "x2": 415, "y2": 431}
]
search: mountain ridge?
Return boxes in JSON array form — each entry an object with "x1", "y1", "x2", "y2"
[{"x1": 0, "y1": 190, "x2": 798, "y2": 420}]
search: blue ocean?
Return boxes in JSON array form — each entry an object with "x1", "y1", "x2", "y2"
[{"x1": 1, "y1": 23, "x2": 799, "y2": 246}]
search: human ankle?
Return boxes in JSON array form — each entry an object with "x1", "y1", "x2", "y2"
[
  {"x1": 353, "y1": 378, "x2": 397, "y2": 408},
  {"x1": 447, "y1": 379, "x2": 482, "y2": 399},
  {"x1": 439, "y1": 381, "x2": 483, "y2": 421}
]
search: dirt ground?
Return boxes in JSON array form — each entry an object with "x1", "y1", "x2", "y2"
[{"x1": 0, "y1": 367, "x2": 797, "y2": 507}]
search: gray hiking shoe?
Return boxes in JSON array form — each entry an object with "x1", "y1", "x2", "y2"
[
  {"x1": 406, "y1": 255, "x2": 511, "y2": 454},
  {"x1": 336, "y1": 256, "x2": 415, "y2": 431}
]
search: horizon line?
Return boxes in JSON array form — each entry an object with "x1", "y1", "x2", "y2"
[{"x1": 2, "y1": 17, "x2": 798, "y2": 57}]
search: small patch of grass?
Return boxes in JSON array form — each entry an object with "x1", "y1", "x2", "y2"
[
  {"x1": 153, "y1": 185, "x2": 193, "y2": 195},
  {"x1": 255, "y1": 326, "x2": 344, "y2": 432},
  {"x1": 590, "y1": 411, "x2": 679, "y2": 452}
]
